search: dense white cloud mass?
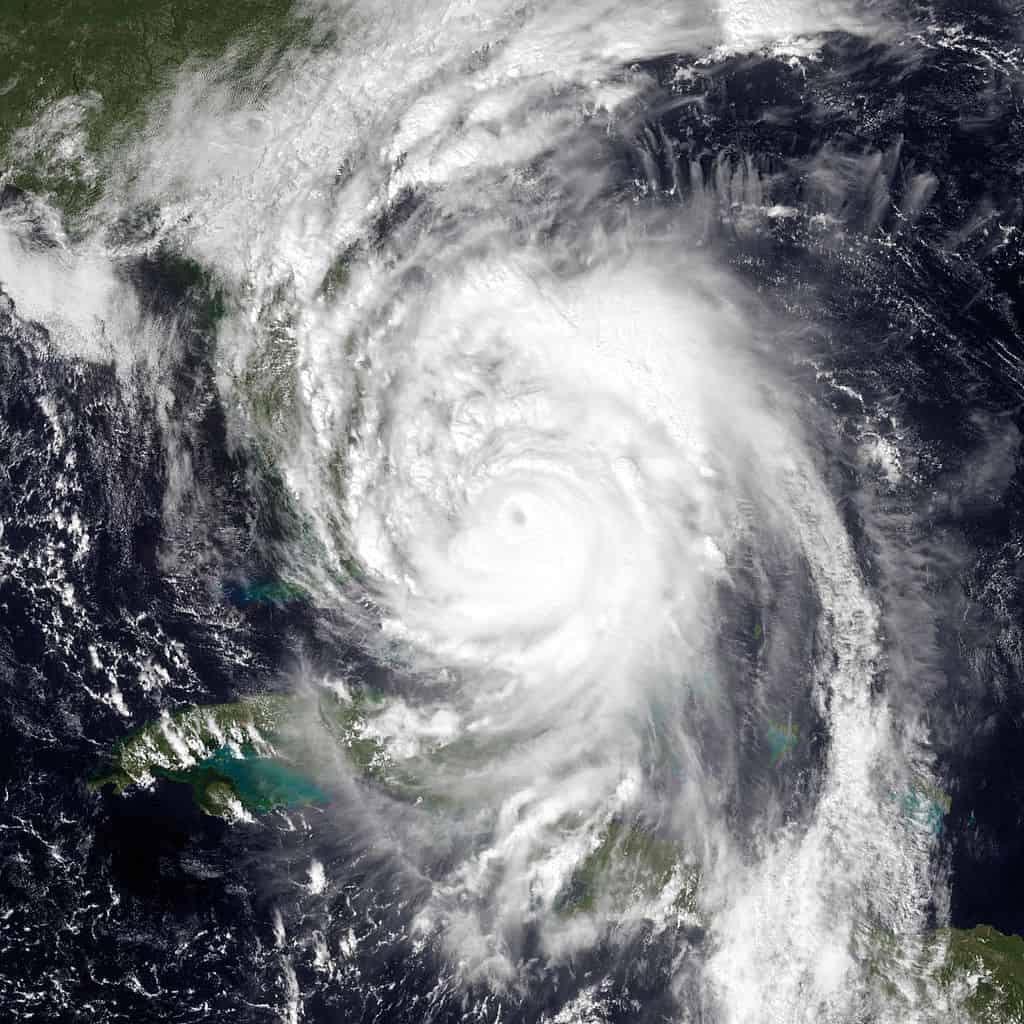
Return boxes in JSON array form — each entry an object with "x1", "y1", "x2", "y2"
[{"x1": 0, "y1": 1, "x2": 952, "y2": 1020}]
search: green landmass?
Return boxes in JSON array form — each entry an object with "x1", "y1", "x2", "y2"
[
  {"x1": 941, "y1": 925, "x2": 1024, "y2": 1022},
  {"x1": 89, "y1": 693, "x2": 291, "y2": 791},
  {"x1": 320, "y1": 688, "x2": 705, "y2": 916},
  {"x1": 558, "y1": 820, "x2": 700, "y2": 918},
  {"x1": 318, "y1": 244, "x2": 358, "y2": 300},
  {"x1": 89, "y1": 686, "x2": 439, "y2": 817},
  {"x1": 88, "y1": 693, "x2": 304, "y2": 815},
  {"x1": 0, "y1": 0, "x2": 331, "y2": 220},
  {"x1": 316, "y1": 687, "x2": 446, "y2": 804},
  {"x1": 863, "y1": 920, "x2": 1024, "y2": 1022},
  {"x1": 237, "y1": 280, "x2": 300, "y2": 435},
  {"x1": 316, "y1": 686, "x2": 387, "y2": 773}
]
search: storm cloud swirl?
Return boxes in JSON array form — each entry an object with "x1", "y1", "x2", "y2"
[{"x1": 5, "y1": 0, "x2": 1009, "y2": 1021}]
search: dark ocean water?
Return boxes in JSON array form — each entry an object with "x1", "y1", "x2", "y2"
[{"x1": 2, "y1": 4, "x2": 1024, "y2": 1020}]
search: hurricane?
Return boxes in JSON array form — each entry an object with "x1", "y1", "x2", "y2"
[{"x1": 2, "y1": 1, "x2": 1024, "y2": 1022}]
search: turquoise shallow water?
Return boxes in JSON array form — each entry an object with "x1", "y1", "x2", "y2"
[
  {"x1": 223, "y1": 578, "x2": 305, "y2": 606},
  {"x1": 197, "y1": 746, "x2": 328, "y2": 811}
]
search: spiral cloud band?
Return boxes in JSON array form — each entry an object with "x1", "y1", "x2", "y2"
[{"x1": 2, "y1": 0, "x2": 953, "y2": 1020}]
